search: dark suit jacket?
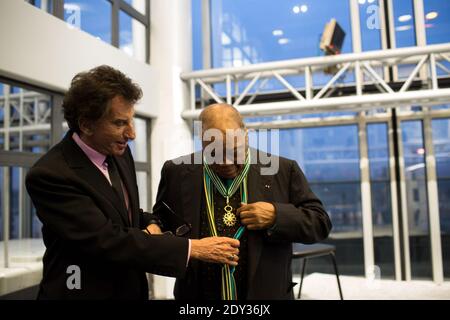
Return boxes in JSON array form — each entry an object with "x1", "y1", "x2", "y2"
[
  {"x1": 153, "y1": 149, "x2": 332, "y2": 300},
  {"x1": 25, "y1": 132, "x2": 189, "y2": 300}
]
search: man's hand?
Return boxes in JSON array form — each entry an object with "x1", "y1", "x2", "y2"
[
  {"x1": 237, "y1": 202, "x2": 276, "y2": 230},
  {"x1": 190, "y1": 237, "x2": 240, "y2": 266},
  {"x1": 145, "y1": 223, "x2": 163, "y2": 235}
]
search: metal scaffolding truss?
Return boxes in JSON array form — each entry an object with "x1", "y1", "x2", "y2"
[
  {"x1": 0, "y1": 84, "x2": 56, "y2": 154},
  {"x1": 0, "y1": 88, "x2": 52, "y2": 134},
  {"x1": 181, "y1": 43, "x2": 450, "y2": 120}
]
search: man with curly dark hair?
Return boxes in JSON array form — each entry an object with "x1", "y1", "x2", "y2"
[{"x1": 25, "y1": 65, "x2": 240, "y2": 300}]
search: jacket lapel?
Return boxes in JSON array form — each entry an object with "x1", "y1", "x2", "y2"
[
  {"x1": 246, "y1": 148, "x2": 274, "y2": 289},
  {"x1": 61, "y1": 133, "x2": 130, "y2": 226}
]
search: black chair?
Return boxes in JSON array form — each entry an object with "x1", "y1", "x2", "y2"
[{"x1": 292, "y1": 243, "x2": 343, "y2": 300}]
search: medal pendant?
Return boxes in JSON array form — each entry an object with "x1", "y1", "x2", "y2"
[{"x1": 223, "y1": 204, "x2": 236, "y2": 227}]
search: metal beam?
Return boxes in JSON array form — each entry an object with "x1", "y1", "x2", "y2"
[
  {"x1": 182, "y1": 88, "x2": 450, "y2": 119},
  {"x1": 181, "y1": 43, "x2": 450, "y2": 80}
]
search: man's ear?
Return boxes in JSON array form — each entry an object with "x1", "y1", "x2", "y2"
[
  {"x1": 79, "y1": 119, "x2": 94, "y2": 136},
  {"x1": 245, "y1": 128, "x2": 249, "y2": 146}
]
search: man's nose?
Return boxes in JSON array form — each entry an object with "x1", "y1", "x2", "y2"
[{"x1": 124, "y1": 123, "x2": 136, "y2": 140}]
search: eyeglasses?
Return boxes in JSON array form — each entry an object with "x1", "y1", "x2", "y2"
[{"x1": 160, "y1": 201, "x2": 192, "y2": 237}]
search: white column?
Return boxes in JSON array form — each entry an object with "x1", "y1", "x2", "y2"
[
  {"x1": 358, "y1": 118, "x2": 375, "y2": 279},
  {"x1": 423, "y1": 114, "x2": 444, "y2": 284},
  {"x1": 149, "y1": 0, "x2": 193, "y2": 299},
  {"x1": 3, "y1": 85, "x2": 10, "y2": 268},
  {"x1": 201, "y1": 0, "x2": 211, "y2": 69},
  {"x1": 350, "y1": 0, "x2": 362, "y2": 53},
  {"x1": 396, "y1": 120, "x2": 412, "y2": 281},
  {"x1": 387, "y1": 119, "x2": 402, "y2": 281},
  {"x1": 350, "y1": 0, "x2": 363, "y2": 95},
  {"x1": 413, "y1": 0, "x2": 428, "y2": 80}
]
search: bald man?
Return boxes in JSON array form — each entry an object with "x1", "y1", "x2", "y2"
[{"x1": 153, "y1": 103, "x2": 331, "y2": 300}]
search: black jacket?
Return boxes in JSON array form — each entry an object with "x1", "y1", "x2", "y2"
[
  {"x1": 153, "y1": 149, "x2": 332, "y2": 300},
  {"x1": 25, "y1": 132, "x2": 189, "y2": 299}
]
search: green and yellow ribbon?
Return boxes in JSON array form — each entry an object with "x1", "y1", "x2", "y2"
[{"x1": 203, "y1": 151, "x2": 250, "y2": 300}]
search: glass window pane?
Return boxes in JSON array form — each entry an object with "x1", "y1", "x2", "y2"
[
  {"x1": 401, "y1": 120, "x2": 432, "y2": 279},
  {"x1": 392, "y1": 0, "x2": 415, "y2": 48},
  {"x1": 368, "y1": 123, "x2": 394, "y2": 279},
  {"x1": 136, "y1": 171, "x2": 148, "y2": 211},
  {"x1": 392, "y1": 0, "x2": 417, "y2": 79},
  {"x1": 432, "y1": 118, "x2": 450, "y2": 280},
  {"x1": 128, "y1": 117, "x2": 148, "y2": 162},
  {"x1": 25, "y1": 0, "x2": 53, "y2": 13},
  {"x1": 192, "y1": 0, "x2": 203, "y2": 70},
  {"x1": 64, "y1": 0, "x2": 112, "y2": 44},
  {"x1": 424, "y1": 0, "x2": 450, "y2": 45},
  {"x1": 277, "y1": 125, "x2": 363, "y2": 276},
  {"x1": 2, "y1": 172, "x2": 44, "y2": 269},
  {"x1": 120, "y1": 10, "x2": 146, "y2": 63},
  {"x1": 211, "y1": 0, "x2": 352, "y2": 67},
  {"x1": 10, "y1": 167, "x2": 20, "y2": 239},
  {"x1": 359, "y1": 0, "x2": 382, "y2": 51},
  {"x1": 123, "y1": 0, "x2": 146, "y2": 15},
  {"x1": 1, "y1": 167, "x2": 41, "y2": 242},
  {"x1": 432, "y1": 104, "x2": 450, "y2": 111}
]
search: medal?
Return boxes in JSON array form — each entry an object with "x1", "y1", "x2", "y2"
[{"x1": 223, "y1": 199, "x2": 236, "y2": 227}]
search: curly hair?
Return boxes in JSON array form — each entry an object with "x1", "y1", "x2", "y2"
[{"x1": 62, "y1": 65, "x2": 142, "y2": 133}]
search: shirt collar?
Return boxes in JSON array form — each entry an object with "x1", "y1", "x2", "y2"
[{"x1": 72, "y1": 132, "x2": 107, "y2": 168}]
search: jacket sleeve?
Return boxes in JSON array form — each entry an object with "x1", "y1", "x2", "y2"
[
  {"x1": 25, "y1": 166, "x2": 189, "y2": 278},
  {"x1": 267, "y1": 160, "x2": 332, "y2": 243},
  {"x1": 152, "y1": 161, "x2": 180, "y2": 233}
]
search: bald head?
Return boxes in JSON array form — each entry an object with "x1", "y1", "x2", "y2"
[{"x1": 199, "y1": 103, "x2": 245, "y2": 132}]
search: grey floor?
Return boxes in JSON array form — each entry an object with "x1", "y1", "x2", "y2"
[{"x1": 294, "y1": 273, "x2": 450, "y2": 300}]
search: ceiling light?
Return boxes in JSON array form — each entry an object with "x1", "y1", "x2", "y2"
[
  {"x1": 278, "y1": 38, "x2": 290, "y2": 45},
  {"x1": 292, "y1": 6, "x2": 300, "y2": 14},
  {"x1": 426, "y1": 11, "x2": 438, "y2": 20},
  {"x1": 272, "y1": 29, "x2": 283, "y2": 36},
  {"x1": 300, "y1": 5, "x2": 308, "y2": 13},
  {"x1": 358, "y1": 0, "x2": 366, "y2": 5},
  {"x1": 398, "y1": 14, "x2": 412, "y2": 22}
]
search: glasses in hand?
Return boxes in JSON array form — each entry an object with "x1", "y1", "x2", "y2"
[{"x1": 160, "y1": 201, "x2": 192, "y2": 237}]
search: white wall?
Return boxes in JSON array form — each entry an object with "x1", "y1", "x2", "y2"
[
  {"x1": 0, "y1": 0, "x2": 158, "y2": 117},
  {"x1": 150, "y1": 0, "x2": 194, "y2": 299}
]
